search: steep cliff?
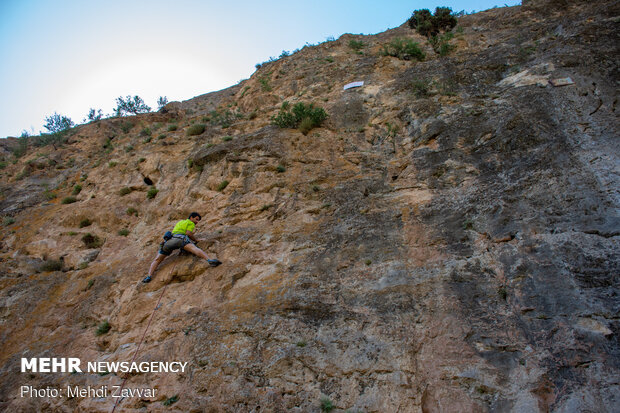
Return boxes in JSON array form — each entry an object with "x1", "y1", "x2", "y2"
[{"x1": 1, "y1": 0, "x2": 618, "y2": 411}]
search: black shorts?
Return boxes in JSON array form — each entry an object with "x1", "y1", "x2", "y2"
[{"x1": 159, "y1": 235, "x2": 193, "y2": 256}]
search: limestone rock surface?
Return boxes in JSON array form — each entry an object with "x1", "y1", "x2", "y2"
[{"x1": 0, "y1": 1, "x2": 618, "y2": 411}]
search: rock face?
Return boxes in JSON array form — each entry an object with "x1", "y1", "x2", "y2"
[{"x1": 0, "y1": 0, "x2": 618, "y2": 411}]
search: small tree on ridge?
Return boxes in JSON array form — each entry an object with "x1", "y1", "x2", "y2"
[{"x1": 114, "y1": 95, "x2": 151, "y2": 116}]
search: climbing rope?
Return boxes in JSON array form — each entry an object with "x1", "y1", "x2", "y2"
[{"x1": 110, "y1": 280, "x2": 170, "y2": 413}]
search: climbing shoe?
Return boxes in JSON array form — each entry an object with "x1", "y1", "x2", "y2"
[
  {"x1": 207, "y1": 259, "x2": 222, "y2": 267},
  {"x1": 142, "y1": 276, "x2": 152, "y2": 283}
]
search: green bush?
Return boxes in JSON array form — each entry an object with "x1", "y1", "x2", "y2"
[
  {"x1": 167, "y1": 124, "x2": 178, "y2": 132},
  {"x1": 298, "y1": 117, "x2": 315, "y2": 135},
  {"x1": 119, "y1": 187, "x2": 132, "y2": 196},
  {"x1": 13, "y1": 136, "x2": 29, "y2": 158},
  {"x1": 259, "y1": 75, "x2": 272, "y2": 91},
  {"x1": 3, "y1": 216, "x2": 15, "y2": 226},
  {"x1": 276, "y1": 165, "x2": 286, "y2": 173},
  {"x1": 186, "y1": 124, "x2": 206, "y2": 136},
  {"x1": 271, "y1": 109, "x2": 296, "y2": 129},
  {"x1": 103, "y1": 138, "x2": 113, "y2": 152},
  {"x1": 95, "y1": 320, "x2": 111, "y2": 336},
  {"x1": 411, "y1": 79, "x2": 431, "y2": 97},
  {"x1": 320, "y1": 397, "x2": 334, "y2": 412},
  {"x1": 61, "y1": 196, "x2": 77, "y2": 204},
  {"x1": 381, "y1": 38, "x2": 425, "y2": 61},
  {"x1": 79, "y1": 218, "x2": 92, "y2": 228},
  {"x1": 126, "y1": 207, "x2": 138, "y2": 216},
  {"x1": 140, "y1": 127, "x2": 151, "y2": 136},
  {"x1": 435, "y1": 79, "x2": 457, "y2": 96},
  {"x1": 216, "y1": 180, "x2": 229, "y2": 191},
  {"x1": 118, "y1": 229, "x2": 130, "y2": 236},
  {"x1": 430, "y1": 32, "x2": 456, "y2": 55},
  {"x1": 348, "y1": 39, "x2": 365, "y2": 52},
  {"x1": 82, "y1": 233, "x2": 102, "y2": 248},
  {"x1": 147, "y1": 187, "x2": 159, "y2": 199},
  {"x1": 271, "y1": 102, "x2": 327, "y2": 135},
  {"x1": 33, "y1": 132, "x2": 68, "y2": 150},
  {"x1": 408, "y1": 7, "x2": 457, "y2": 37},
  {"x1": 43, "y1": 190, "x2": 57, "y2": 200},
  {"x1": 206, "y1": 109, "x2": 241, "y2": 128},
  {"x1": 119, "y1": 121, "x2": 134, "y2": 133},
  {"x1": 72, "y1": 184, "x2": 82, "y2": 195}
]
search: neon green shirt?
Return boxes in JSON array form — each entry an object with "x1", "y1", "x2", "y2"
[{"x1": 171, "y1": 219, "x2": 195, "y2": 235}]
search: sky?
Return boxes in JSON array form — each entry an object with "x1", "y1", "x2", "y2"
[{"x1": 0, "y1": 0, "x2": 520, "y2": 138}]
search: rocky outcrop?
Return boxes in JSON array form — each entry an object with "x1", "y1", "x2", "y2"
[{"x1": 0, "y1": 0, "x2": 618, "y2": 411}]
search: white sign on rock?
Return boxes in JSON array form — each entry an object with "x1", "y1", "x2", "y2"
[{"x1": 344, "y1": 81, "x2": 364, "y2": 90}]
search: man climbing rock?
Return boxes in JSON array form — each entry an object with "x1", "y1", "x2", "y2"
[{"x1": 143, "y1": 212, "x2": 221, "y2": 283}]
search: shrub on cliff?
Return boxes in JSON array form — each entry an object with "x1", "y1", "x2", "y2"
[
  {"x1": 216, "y1": 180, "x2": 229, "y2": 191},
  {"x1": 320, "y1": 396, "x2": 334, "y2": 412},
  {"x1": 381, "y1": 38, "x2": 425, "y2": 61},
  {"x1": 348, "y1": 39, "x2": 365, "y2": 52},
  {"x1": 186, "y1": 124, "x2": 206, "y2": 136},
  {"x1": 430, "y1": 32, "x2": 456, "y2": 55},
  {"x1": 408, "y1": 7, "x2": 457, "y2": 37},
  {"x1": 271, "y1": 102, "x2": 327, "y2": 135},
  {"x1": 206, "y1": 109, "x2": 241, "y2": 128},
  {"x1": 82, "y1": 233, "x2": 102, "y2": 249},
  {"x1": 95, "y1": 320, "x2": 110, "y2": 336},
  {"x1": 10, "y1": 136, "x2": 29, "y2": 158},
  {"x1": 147, "y1": 187, "x2": 159, "y2": 199}
]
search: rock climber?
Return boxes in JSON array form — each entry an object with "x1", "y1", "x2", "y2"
[{"x1": 143, "y1": 212, "x2": 221, "y2": 283}]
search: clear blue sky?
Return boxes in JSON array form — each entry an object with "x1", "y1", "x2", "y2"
[{"x1": 0, "y1": 0, "x2": 520, "y2": 138}]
